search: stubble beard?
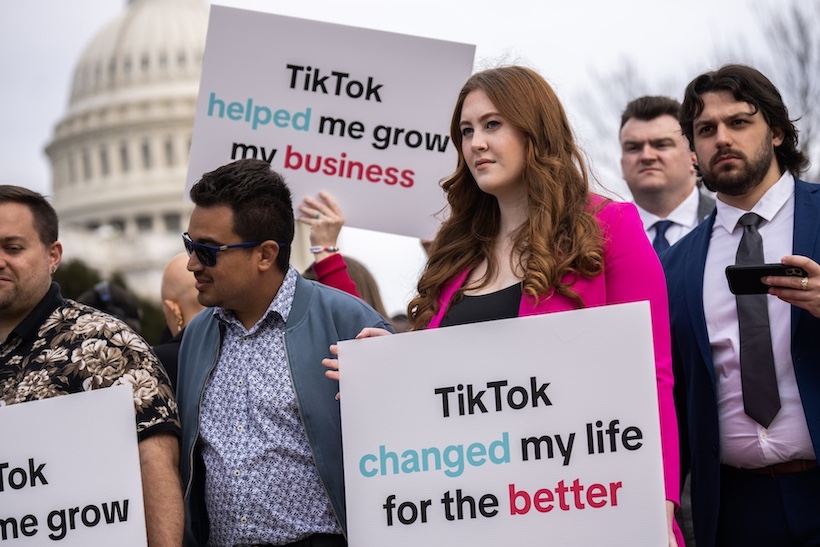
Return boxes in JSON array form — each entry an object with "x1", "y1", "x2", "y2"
[
  {"x1": 0, "y1": 287, "x2": 15, "y2": 312},
  {"x1": 699, "y1": 132, "x2": 774, "y2": 196}
]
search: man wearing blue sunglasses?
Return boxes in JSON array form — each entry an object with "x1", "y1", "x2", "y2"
[{"x1": 177, "y1": 158, "x2": 394, "y2": 547}]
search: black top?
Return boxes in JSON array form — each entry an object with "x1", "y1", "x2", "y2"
[
  {"x1": 440, "y1": 283, "x2": 522, "y2": 327},
  {"x1": 152, "y1": 328, "x2": 184, "y2": 389}
]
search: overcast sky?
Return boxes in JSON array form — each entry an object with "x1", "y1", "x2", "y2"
[{"x1": 0, "y1": 0, "x2": 765, "y2": 314}]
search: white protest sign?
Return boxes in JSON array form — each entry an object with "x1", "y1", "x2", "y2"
[
  {"x1": 186, "y1": 6, "x2": 476, "y2": 239},
  {"x1": 339, "y1": 301, "x2": 666, "y2": 546},
  {"x1": 0, "y1": 384, "x2": 146, "y2": 546}
]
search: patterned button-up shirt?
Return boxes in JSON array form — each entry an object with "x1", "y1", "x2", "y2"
[
  {"x1": 200, "y1": 267, "x2": 341, "y2": 546},
  {"x1": 0, "y1": 283, "x2": 180, "y2": 439}
]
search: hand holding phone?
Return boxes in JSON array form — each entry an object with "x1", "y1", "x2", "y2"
[{"x1": 725, "y1": 263, "x2": 808, "y2": 295}]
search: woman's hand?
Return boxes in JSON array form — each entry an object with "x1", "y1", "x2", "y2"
[{"x1": 297, "y1": 191, "x2": 345, "y2": 262}]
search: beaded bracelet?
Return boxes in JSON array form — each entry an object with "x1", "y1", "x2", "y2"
[{"x1": 309, "y1": 245, "x2": 340, "y2": 254}]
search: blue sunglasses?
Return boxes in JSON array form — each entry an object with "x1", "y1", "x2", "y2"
[{"x1": 182, "y1": 232, "x2": 279, "y2": 267}]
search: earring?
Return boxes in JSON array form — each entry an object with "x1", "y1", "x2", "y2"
[
  {"x1": 51, "y1": 266, "x2": 57, "y2": 275},
  {"x1": 175, "y1": 313, "x2": 184, "y2": 333}
]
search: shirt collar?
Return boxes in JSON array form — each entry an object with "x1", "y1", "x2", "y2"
[
  {"x1": 213, "y1": 266, "x2": 299, "y2": 333},
  {"x1": 635, "y1": 186, "x2": 700, "y2": 229},
  {"x1": 715, "y1": 171, "x2": 794, "y2": 234},
  {"x1": 5, "y1": 282, "x2": 64, "y2": 345},
  {"x1": 666, "y1": 186, "x2": 701, "y2": 229}
]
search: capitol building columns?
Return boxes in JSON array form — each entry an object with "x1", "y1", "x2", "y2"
[
  {"x1": 45, "y1": 0, "x2": 314, "y2": 300},
  {"x1": 43, "y1": 0, "x2": 201, "y2": 298}
]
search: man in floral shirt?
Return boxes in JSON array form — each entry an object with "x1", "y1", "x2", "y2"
[{"x1": 0, "y1": 185, "x2": 183, "y2": 547}]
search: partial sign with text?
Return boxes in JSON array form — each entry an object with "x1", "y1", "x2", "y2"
[
  {"x1": 0, "y1": 385, "x2": 146, "y2": 546},
  {"x1": 187, "y1": 6, "x2": 476, "y2": 239},
  {"x1": 339, "y1": 302, "x2": 667, "y2": 546}
]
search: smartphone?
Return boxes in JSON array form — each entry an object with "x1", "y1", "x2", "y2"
[{"x1": 725, "y1": 263, "x2": 807, "y2": 295}]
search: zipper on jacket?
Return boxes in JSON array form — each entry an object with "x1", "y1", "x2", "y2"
[
  {"x1": 283, "y1": 332, "x2": 347, "y2": 539},
  {"x1": 184, "y1": 341, "x2": 220, "y2": 500}
]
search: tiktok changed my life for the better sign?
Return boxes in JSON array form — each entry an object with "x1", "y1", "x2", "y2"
[{"x1": 338, "y1": 302, "x2": 667, "y2": 546}]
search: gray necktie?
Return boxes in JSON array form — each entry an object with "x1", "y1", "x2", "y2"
[{"x1": 736, "y1": 212, "x2": 780, "y2": 427}]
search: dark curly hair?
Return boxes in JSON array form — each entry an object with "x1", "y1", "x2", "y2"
[{"x1": 680, "y1": 64, "x2": 809, "y2": 176}]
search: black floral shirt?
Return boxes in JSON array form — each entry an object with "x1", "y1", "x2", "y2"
[{"x1": 0, "y1": 283, "x2": 180, "y2": 440}]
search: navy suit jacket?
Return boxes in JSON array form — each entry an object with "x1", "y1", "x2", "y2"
[{"x1": 661, "y1": 178, "x2": 820, "y2": 547}]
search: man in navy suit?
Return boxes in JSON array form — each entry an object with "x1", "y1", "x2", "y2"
[{"x1": 663, "y1": 64, "x2": 820, "y2": 547}]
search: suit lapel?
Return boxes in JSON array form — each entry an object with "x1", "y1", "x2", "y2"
[
  {"x1": 686, "y1": 211, "x2": 718, "y2": 384},
  {"x1": 696, "y1": 192, "x2": 716, "y2": 221},
  {"x1": 791, "y1": 179, "x2": 820, "y2": 337}
]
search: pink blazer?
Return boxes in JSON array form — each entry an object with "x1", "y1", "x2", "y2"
[{"x1": 426, "y1": 196, "x2": 681, "y2": 506}]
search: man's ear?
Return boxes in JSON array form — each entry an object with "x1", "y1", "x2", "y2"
[
  {"x1": 257, "y1": 240, "x2": 280, "y2": 271},
  {"x1": 771, "y1": 126, "x2": 785, "y2": 148},
  {"x1": 49, "y1": 241, "x2": 63, "y2": 274},
  {"x1": 164, "y1": 298, "x2": 182, "y2": 318}
]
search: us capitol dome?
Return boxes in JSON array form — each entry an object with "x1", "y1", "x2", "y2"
[{"x1": 44, "y1": 0, "x2": 209, "y2": 299}]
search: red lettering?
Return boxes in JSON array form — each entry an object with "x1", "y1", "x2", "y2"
[
  {"x1": 281, "y1": 145, "x2": 413, "y2": 188},
  {"x1": 284, "y1": 144, "x2": 302, "y2": 169},
  {"x1": 533, "y1": 488, "x2": 554, "y2": 512},
  {"x1": 508, "y1": 479, "x2": 623, "y2": 515},
  {"x1": 586, "y1": 483, "x2": 608, "y2": 508},
  {"x1": 610, "y1": 481, "x2": 622, "y2": 506},
  {"x1": 508, "y1": 483, "x2": 530, "y2": 515}
]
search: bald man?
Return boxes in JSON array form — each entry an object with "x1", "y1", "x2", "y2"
[{"x1": 153, "y1": 252, "x2": 204, "y2": 387}]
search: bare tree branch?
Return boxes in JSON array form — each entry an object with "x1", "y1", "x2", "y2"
[
  {"x1": 573, "y1": 0, "x2": 820, "y2": 196},
  {"x1": 572, "y1": 58, "x2": 687, "y2": 199},
  {"x1": 720, "y1": 0, "x2": 820, "y2": 179}
]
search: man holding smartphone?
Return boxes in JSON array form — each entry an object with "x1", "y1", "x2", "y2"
[{"x1": 662, "y1": 64, "x2": 820, "y2": 547}]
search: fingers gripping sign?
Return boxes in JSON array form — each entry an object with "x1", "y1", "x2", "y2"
[{"x1": 324, "y1": 327, "x2": 393, "y2": 399}]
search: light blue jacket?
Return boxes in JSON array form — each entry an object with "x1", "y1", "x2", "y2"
[{"x1": 177, "y1": 275, "x2": 394, "y2": 546}]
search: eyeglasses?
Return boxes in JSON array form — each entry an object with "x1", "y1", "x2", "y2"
[{"x1": 182, "y1": 232, "x2": 264, "y2": 267}]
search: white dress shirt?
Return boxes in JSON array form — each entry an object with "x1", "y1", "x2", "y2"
[
  {"x1": 703, "y1": 172, "x2": 815, "y2": 468},
  {"x1": 636, "y1": 186, "x2": 701, "y2": 247}
]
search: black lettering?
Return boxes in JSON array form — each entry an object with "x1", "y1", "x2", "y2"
[
  {"x1": 365, "y1": 77, "x2": 383, "y2": 102},
  {"x1": 47, "y1": 509, "x2": 67, "y2": 541},
  {"x1": 81, "y1": 504, "x2": 101, "y2": 527},
  {"x1": 346, "y1": 79, "x2": 364, "y2": 99},
  {"x1": 434, "y1": 386, "x2": 455, "y2": 417},
  {"x1": 530, "y1": 377, "x2": 552, "y2": 407},
  {"x1": 0, "y1": 517, "x2": 19, "y2": 541},
  {"x1": 331, "y1": 71, "x2": 349, "y2": 95},
  {"x1": 231, "y1": 142, "x2": 276, "y2": 164},
  {"x1": 318, "y1": 116, "x2": 347, "y2": 136},
  {"x1": 28, "y1": 458, "x2": 48, "y2": 487},
  {"x1": 286, "y1": 64, "x2": 305, "y2": 89},
  {"x1": 507, "y1": 386, "x2": 528, "y2": 409},
  {"x1": 425, "y1": 132, "x2": 450, "y2": 152},
  {"x1": 521, "y1": 435, "x2": 554, "y2": 461},
  {"x1": 467, "y1": 384, "x2": 487, "y2": 414},
  {"x1": 486, "y1": 381, "x2": 508, "y2": 411},
  {"x1": 311, "y1": 67, "x2": 329, "y2": 93},
  {"x1": 622, "y1": 426, "x2": 643, "y2": 450}
]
